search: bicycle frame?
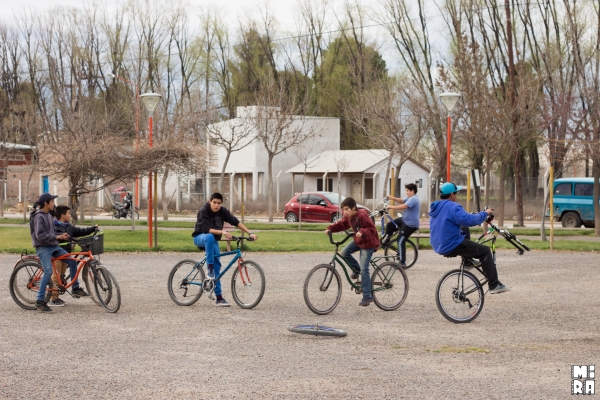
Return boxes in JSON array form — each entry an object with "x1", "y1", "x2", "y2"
[
  {"x1": 327, "y1": 233, "x2": 394, "y2": 293},
  {"x1": 184, "y1": 238, "x2": 252, "y2": 288}
]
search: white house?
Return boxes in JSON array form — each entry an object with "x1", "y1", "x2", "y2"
[
  {"x1": 206, "y1": 106, "x2": 340, "y2": 202},
  {"x1": 286, "y1": 149, "x2": 430, "y2": 209}
]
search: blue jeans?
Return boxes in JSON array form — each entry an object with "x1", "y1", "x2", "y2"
[
  {"x1": 340, "y1": 241, "x2": 374, "y2": 299},
  {"x1": 36, "y1": 245, "x2": 69, "y2": 302},
  {"x1": 193, "y1": 234, "x2": 223, "y2": 296}
]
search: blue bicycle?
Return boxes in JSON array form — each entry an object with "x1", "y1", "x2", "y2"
[
  {"x1": 370, "y1": 199, "x2": 418, "y2": 268},
  {"x1": 167, "y1": 236, "x2": 265, "y2": 309}
]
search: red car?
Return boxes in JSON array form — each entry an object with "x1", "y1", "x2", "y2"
[{"x1": 284, "y1": 192, "x2": 371, "y2": 223}]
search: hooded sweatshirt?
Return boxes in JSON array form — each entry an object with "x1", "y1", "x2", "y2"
[
  {"x1": 30, "y1": 209, "x2": 59, "y2": 248},
  {"x1": 428, "y1": 200, "x2": 488, "y2": 255},
  {"x1": 327, "y1": 209, "x2": 379, "y2": 250}
]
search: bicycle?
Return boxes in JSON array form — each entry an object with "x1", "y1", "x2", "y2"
[
  {"x1": 370, "y1": 199, "x2": 418, "y2": 268},
  {"x1": 435, "y1": 218, "x2": 530, "y2": 323},
  {"x1": 303, "y1": 231, "x2": 409, "y2": 315},
  {"x1": 9, "y1": 230, "x2": 121, "y2": 313},
  {"x1": 167, "y1": 236, "x2": 265, "y2": 309}
]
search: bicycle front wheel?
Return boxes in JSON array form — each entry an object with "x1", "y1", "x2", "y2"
[
  {"x1": 436, "y1": 269, "x2": 484, "y2": 323},
  {"x1": 82, "y1": 262, "x2": 102, "y2": 306},
  {"x1": 168, "y1": 259, "x2": 205, "y2": 306},
  {"x1": 231, "y1": 260, "x2": 266, "y2": 309},
  {"x1": 303, "y1": 264, "x2": 342, "y2": 315},
  {"x1": 383, "y1": 239, "x2": 418, "y2": 268},
  {"x1": 9, "y1": 262, "x2": 44, "y2": 310},
  {"x1": 287, "y1": 324, "x2": 347, "y2": 337},
  {"x1": 93, "y1": 265, "x2": 121, "y2": 313},
  {"x1": 371, "y1": 261, "x2": 409, "y2": 311}
]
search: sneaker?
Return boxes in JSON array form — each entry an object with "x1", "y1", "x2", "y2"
[
  {"x1": 358, "y1": 297, "x2": 374, "y2": 307},
  {"x1": 215, "y1": 298, "x2": 230, "y2": 307},
  {"x1": 35, "y1": 301, "x2": 53, "y2": 313},
  {"x1": 72, "y1": 287, "x2": 90, "y2": 298},
  {"x1": 350, "y1": 270, "x2": 360, "y2": 279},
  {"x1": 399, "y1": 262, "x2": 407, "y2": 269},
  {"x1": 49, "y1": 298, "x2": 66, "y2": 307},
  {"x1": 207, "y1": 266, "x2": 215, "y2": 279},
  {"x1": 489, "y1": 283, "x2": 510, "y2": 294}
]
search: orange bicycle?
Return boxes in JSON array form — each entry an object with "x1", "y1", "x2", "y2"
[{"x1": 9, "y1": 231, "x2": 121, "y2": 313}]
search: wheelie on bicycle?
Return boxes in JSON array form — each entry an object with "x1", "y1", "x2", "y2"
[
  {"x1": 430, "y1": 182, "x2": 529, "y2": 323},
  {"x1": 303, "y1": 197, "x2": 409, "y2": 314},
  {"x1": 168, "y1": 192, "x2": 265, "y2": 309}
]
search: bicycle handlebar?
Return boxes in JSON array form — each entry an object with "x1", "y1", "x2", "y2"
[
  {"x1": 229, "y1": 235, "x2": 256, "y2": 242},
  {"x1": 327, "y1": 230, "x2": 354, "y2": 246},
  {"x1": 478, "y1": 221, "x2": 530, "y2": 254},
  {"x1": 68, "y1": 228, "x2": 102, "y2": 245}
]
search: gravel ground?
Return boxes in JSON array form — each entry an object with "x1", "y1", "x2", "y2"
[{"x1": 1, "y1": 249, "x2": 599, "y2": 399}]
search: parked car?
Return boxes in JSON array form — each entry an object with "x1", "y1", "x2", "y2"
[
  {"x1": 549, "y1": 177, "x2": 598, "y2": 228},
  {"x1": 284, "y1": 192, "x2": 371, "y2": 223}
]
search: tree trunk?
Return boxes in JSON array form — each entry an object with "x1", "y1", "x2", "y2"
[
  {"x1": 498, "y1": 163, "x2": 506, "y2": 227},
  {"x1": 382, "y1": 155, "x2": 393, "y2": 198},
  {"x1": 267, "y1": 154, "x2": 274, "y2": 222},
  {"x1": 68, "y1": 177, "x2": 79, "y2": 224},
  {"x1": 162, "y1": 167, "x2": 169, "y2": 220},
  {"x1": 594, "y1": 157, "x2": 600, "y2": 237},
  {"x1": 220, "y1": 150, "x2": 232, "y2": 192},
  {"x1": 484, "y1": 148, "x2": 491, "y2": 206},
  {"x1": 514, "y1": 149, "x2": 524, "y2": 226},
  {"x1": 0, "y1": 158, "x2": 5, "y2": 217}
]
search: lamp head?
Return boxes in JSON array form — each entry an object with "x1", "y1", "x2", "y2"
[
  {"x1": 439, "y1": 92, "x2": 461, "y2": 112},
  {"x1": 141, "y1": 93, "x2": 162, "y2": 114}
]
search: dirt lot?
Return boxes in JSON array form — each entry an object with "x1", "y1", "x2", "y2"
[{"x1": 1, "y1": 249, "x2": 598, "y2": 399}]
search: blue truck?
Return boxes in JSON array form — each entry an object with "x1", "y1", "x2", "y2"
[{"x1": 550, "y1": 177, "x2": 598, "y2": 228}]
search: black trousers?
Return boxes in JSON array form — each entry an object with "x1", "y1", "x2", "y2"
[
  {"x1": 385, "y1": 218, "x2": 418, "y2": 264},
  {"x1": 445, "y1": 239, "x2": 499, "y2": 288}
]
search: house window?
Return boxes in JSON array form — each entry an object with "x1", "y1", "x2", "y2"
[
  {"x1": 8, "y1": 153, "x2": 26, "y2": 161},
  {"x1": 317, "y1": 178, "x2": 333, "y2": 192}
]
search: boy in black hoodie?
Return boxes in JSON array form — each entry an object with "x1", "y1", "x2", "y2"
[
  {"x1": 49, "y1": 205, "x2": 97, "y2": 306},
  {"x1": 191, "y1": 192, "x2": 257, "y2": 306}
]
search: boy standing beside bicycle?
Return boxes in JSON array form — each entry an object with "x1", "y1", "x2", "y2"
[
  {"x1": 325, "y1": 197, "x2": 379, "y2": 307},
  {"x1": 192, "y1": 192, "x2": 257, "y2": 307},
  {"x1": 382, "y1": 183, "x2": 420, "y2": 268},
  {"x1": 30, "y1": 193, "x2": 70, "y2": 313}
]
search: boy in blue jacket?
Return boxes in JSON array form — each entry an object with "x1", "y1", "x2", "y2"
[{"x1": 429, "y1": 182, "x2": 508, "y2": 294}]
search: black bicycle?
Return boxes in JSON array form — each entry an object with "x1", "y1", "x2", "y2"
[
  {"x1": 370, "y1": 199, "x2": 418, "y2": 268},
  {"x1": 435, "y1": 218, "x2": 530, "y2": 323}
]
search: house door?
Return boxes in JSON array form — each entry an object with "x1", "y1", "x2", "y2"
[
  {"x1": 352, "y1": 179, "x2": 362, "y2": 202},
  {"x1": 42, "y1": 176, "x2": 49, "y2": 193}
]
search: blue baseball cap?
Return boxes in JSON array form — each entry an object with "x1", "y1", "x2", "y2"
[
  {"x1": 37, "y1": 193, "x2": 58, "y2": 204},
  {"x1": 440, "y1": 182, "x2": 464, "y2": 195}
]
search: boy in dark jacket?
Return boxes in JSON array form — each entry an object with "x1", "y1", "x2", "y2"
[
  {"x1": 30, "y1": 193, "x2": 69, "y2": 312},
  {"x1": 429, "y1": 182, "x2": 508, "y2": 294},
  {"x1": 191, "y1": 192, "x2": 257, "y2": 307},
  {"x1": 48, "y1": 205, "x2": 96, "y2": 306},
  {"x1": 326, "y1": 197, "x2": 379, "y2": 306}
]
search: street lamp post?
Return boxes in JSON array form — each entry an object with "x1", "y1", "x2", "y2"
[
  {"x1": 107, "y1": 73, "x2": 141, "y2": 210},
  {"x1": 141, "y1": 92, "x2": 162, "y2": 248},
  {"x1": 439, "y1": 92, "x2": 461, "y2": 182}
]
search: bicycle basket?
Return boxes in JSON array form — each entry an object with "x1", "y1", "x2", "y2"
[{"x1": 78, "y1": 233, "x2": 104, "y2": 255}]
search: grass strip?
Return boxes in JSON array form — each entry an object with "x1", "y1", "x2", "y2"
[{"x1": 1, "y1": 226, "x2": 598, "y2": 253}]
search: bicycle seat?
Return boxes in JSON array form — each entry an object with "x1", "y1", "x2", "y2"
[{"x1": 196, "y1": 245, "x2": 205, "y2": 252}]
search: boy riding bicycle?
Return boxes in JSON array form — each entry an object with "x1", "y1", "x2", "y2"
[
  {"x1": 381, "y1": 183, "x2": 420, "y2": 268},
  {"x1": 48, "y1": 205, "x2": 97, "y2": 306},
  {"x1": 30, "y1": 193, "x2": 69, "y2": 313},
  {"x1": 325, "y1": 197, "x2": 379, "y2": 307},
  {"x1": 429, "y1": 182, "x2": 509, "y2": 294},
  {"x1": 191, "y1": 192, "x2": 257, "y2": 307}
]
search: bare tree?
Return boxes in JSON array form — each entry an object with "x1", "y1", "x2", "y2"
[{"x1": 251, "y1": 77, "x2": 316, "y2": 221}]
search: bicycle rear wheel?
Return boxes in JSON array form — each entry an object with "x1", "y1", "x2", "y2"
[
  {"x1": 383, "y1": 239, "x2": 418, "y2": 268},
  {"x1": 436, "y1": 269, "x2": 484, "y2": 323},
  {"x1": 9, "y1": 262, "x2": 44, "y2": 310},
  {"x1": 93, "y1": 265, "x2": 121, "y2": 313},
  {"x1": 303, "y1": 264, "x2": 342, "y2": 315},
  {"x1": 371, "y1": 261, "x2": 409, "y2": 311},
  {"x1": 287, "y1": 324, "x2": 347, "y2": 337},
  {"x1": 231, "y1": 260, "x2": 265, "y2": 309},
  {"x1": 168, "y1": 259, "x2": 205, "y2": 306}
]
